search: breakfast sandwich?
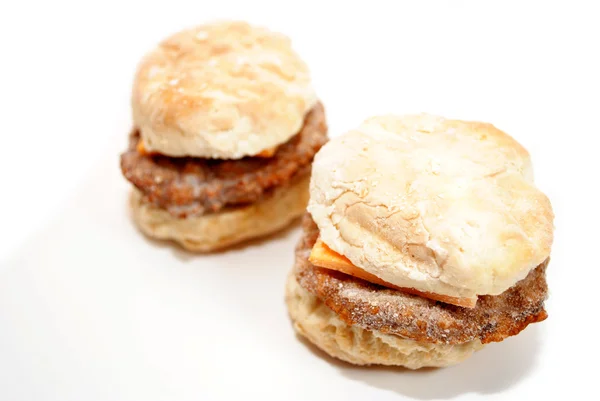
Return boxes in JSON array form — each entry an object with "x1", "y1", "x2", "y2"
[
  {"x1": 120, "y1": 21, "x2": 327, "y2": 251},
  {"x1": 286, "y1": 114, "x2": 553, "y2": 368}
]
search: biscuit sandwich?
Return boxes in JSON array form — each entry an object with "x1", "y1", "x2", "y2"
[
  {"x1": 286, "y1": 114, "x2": 553, "y2": 369},
  {"x1": 120, "y1": 21, "x2": 327, "y2": 251}
]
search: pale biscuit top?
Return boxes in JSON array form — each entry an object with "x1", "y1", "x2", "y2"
[
  {"x1": 308, "y1": 114, "x2": 554, "y2": 299},
  {"x1": 132, "y1": 21, "x2": 318, "y2": 159}
]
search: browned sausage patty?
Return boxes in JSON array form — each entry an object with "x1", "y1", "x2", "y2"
[
  {"x1": 295, "y1": 214, "x2": 548, "y2": 345},
  {"x1": 120, "y1": 103, "x2": 327, "y2": 218}
]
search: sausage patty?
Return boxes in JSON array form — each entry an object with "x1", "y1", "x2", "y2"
[
  {"x1": 295, "y1": 214, "x2": 548, "y2": 345},
  {"x1": 120, "y1": 103, "x2": 327, "y2": 217}
]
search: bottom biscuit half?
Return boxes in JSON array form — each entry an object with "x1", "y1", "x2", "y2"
[
  {"x1": 285, "y1": 272, "x2": 483, "y2": 369},
  {"x1": 130, "y1": 175, "x2": 310, "y2": 252}
]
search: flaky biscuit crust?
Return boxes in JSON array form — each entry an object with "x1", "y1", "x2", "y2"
[
  {"x1": 132, "y1": 21, "x2": 317, "y2": 158},
  {"x1": 309, "y1": 114, "x2": 553, "y2": 298}
]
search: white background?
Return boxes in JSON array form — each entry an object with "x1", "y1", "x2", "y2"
[{"x1": 1, "y1": 1, "x2": 599, "y2": 400}]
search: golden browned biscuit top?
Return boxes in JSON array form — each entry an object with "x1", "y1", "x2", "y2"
[{"x1": 132, "y1": 21, "x2": 318, "y2": 159}]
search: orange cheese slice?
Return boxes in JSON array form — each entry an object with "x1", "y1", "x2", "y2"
[
  {"x1": 254, "y1": 146, "x2": 278, "y2": 158},
  {"x1": 309, "y1": 238, "x2": 477, "y2": 308},
  {"x1": 136, "y1": 140, "x2": 156, "y2": 156}
]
